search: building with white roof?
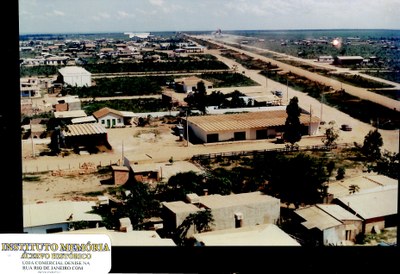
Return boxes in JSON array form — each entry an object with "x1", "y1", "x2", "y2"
[
  {"x1": 54, "y1": 110, "x2": 86, "y2": 119},
  {"x1": 58, "y1": 66, "x2": 91, "y2": 87},
  {"x1": 326, "y1": 174, "x2": 398, "y2": 200},
  {"x1": 193, "y1": 223, "x2": 301, "y2": 246},
  {"x1": 60, "y1": 227, "x2": 176, "y2": 246},
  {"x1": 23, "y1": 201, "x2": 102, "y2": 234}
]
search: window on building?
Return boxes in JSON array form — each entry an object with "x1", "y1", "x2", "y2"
[
  {"x1": 46, "y1": 227, "x2": 63, "y2": 233},
  {"x1": 234, "y1": 131, "x2": 246, "y2": 141},
  {"x1": 345, "y1": 230, "x2": 351, "y2": 240},
  {"x1": 234, "y1": 213, "x2": 243, "y2": 228},
  {"x1": 207, "y1": 133, "x2": 219, "y2": 143},
  {"x1": 256, "y1": 129, "x2": 268, "y2": 139}
]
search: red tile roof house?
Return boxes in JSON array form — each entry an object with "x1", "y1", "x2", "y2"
[{"x1": 92, "y1": 107, "x2": 136, "y2": 128}]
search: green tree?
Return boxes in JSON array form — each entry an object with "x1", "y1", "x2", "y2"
[
  {"x1": 205, "y1": 174, "x2": 232, "y2": 195},
  {"x1": 336, "y1": 167, "x2": 346, "y2": 180},
  {"x1": 159, "y1": 171, "x2": 205, "y2": 202},
  {"x1": 228, "y1": 90, "x2": 246, "y2": 108},
  {"x1": 321, "y1": 120, "x2": 340, "y2": 147},
  {"x1": 368, "y1": 151, "x2": 399, "y2": 180},
  {"x1": 326, "y1": 160, "x2": 336, "y2": 180},
  {"x1": 195, "y1": 81, "x2": 207, "y2": 114},
  {"x1": 264, "y1": 153, "x2": 328, "y2": 208},
  {"x1": 120, "y1": 182, "x2": 161, "y2": 230},
  {"x1": 362, "y1": 129, "x2": 383, "y2": 161},
  {"x1": 349, "y1": 184, "x2": 360, "y2": 194},
  {"x1": 184, "y1": 81, "x2": 208, "y2": 115},
  {"x1": 283, "y1": 96, "x2": 302, "y2": 146},
  {"x1": 173, "y1": 209, "x2": 214, "y2": 246}
]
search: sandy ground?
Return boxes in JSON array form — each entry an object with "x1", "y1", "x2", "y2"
[{"x1": 21, "y1": 41, "x2": 400, "y2": 206}]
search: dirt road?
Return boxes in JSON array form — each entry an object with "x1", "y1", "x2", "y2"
[{"x1": 196, "y1": 34, "x2": 400, "y2": 112}]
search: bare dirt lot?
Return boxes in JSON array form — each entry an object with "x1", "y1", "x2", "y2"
[
  {"x1": 22, "y1": 117, "x2": 392, "y2": 205},
  {"x1": 22, "y1": 121, "x2": 205, "y2": 204}
]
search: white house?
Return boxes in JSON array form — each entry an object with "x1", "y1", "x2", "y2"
[{"x1": 92, "y1": 107, "x2": 129, "y2": 128}]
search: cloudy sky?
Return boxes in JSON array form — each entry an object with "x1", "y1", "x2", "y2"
[{"x1": 19, "y1": 0, "x2": 400, "y2": 34}]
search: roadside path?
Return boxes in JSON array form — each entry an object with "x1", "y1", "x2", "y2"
[{"x1": 195, "y1": 35, "x2": 400, "y2": 111}]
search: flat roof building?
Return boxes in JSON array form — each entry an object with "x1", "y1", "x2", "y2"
[
  {"x1": 193, "y1": 224, "x2": 301, "y2": 246},
  {"x1": 162, "y1": 191, "x2": 280, "y2": 238}
]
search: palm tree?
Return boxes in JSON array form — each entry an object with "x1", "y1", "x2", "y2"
[
  {"x1": 349, "y1": 184, "x2": 360, "y2": 194},
  {"x1": 173, "y1": 209, "x2": 214, "y2": 246}
]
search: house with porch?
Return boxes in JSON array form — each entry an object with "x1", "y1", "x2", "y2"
[
  {"x1": 92, "y1": 107, "x2": 136, "y2": 128},
  {"x1": 185, "y1": 109, "x2": 320, "y2": 143}
]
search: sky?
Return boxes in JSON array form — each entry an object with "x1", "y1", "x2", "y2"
[{"x1": 18, "y1": 0, "x2": 400, "y2": 34}]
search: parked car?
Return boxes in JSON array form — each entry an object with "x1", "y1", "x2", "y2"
[{"x1": 341, "y1": 124, "x2": 352, "y2": 131}]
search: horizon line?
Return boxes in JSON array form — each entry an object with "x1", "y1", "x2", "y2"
[{"x1": 19, "y1": 27, "x2": 400, "y2": 36}]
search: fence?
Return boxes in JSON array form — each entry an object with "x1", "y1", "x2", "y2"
[
  {"x1": 22, "y1": 159, "x2": 119, "y2": 175},
  {"x1": 191, "y1": 143, "x2": 354, "y2": 162}
]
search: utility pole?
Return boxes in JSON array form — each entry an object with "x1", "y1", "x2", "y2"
[
  {"x1": 121, "y1": 140, "x2": 124, "y2": 166},
  {"x1": 286, "y1": 78, "x2": 289, "y2": 104},
  {"x1": 320, "y1": 93, "x2": 324, "y2": 123},
  {"x1": 309, "y1": 105, "x2": 312, "y2": 136},
  {"x1": 30, "y1": 118, "x2": 35, "y2": 158},
  {"x1": 186, "y1": 110, "x2": 189, "y2": 147}
]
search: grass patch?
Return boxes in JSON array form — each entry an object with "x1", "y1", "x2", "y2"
[
  {"x1": 22, "y1": 175, "x2": 41, "y2": 182},
  {"x1": 84, "y1": 191, "x2": 105, "y2": 197}
]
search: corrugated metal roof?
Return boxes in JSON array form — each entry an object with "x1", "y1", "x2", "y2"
[
  {"x1": 54, "y1": 110, "x2": 87, "y2": 119},
  {"x1": 295, "y1": 206, "x2": 342, "y2": 230},
  {"x1": 63, "y1": 123, "x2": 107, "y2": 136},
  {"x1": 336, "y1": 188, "x2": 398, "y2": 220},
  {"x1": 71, "y1": 115, "x2": 97, "y2": 124},
  {"x1": 316, "y1": 204, "x2": 362, "y2": 221},
  {"x1": 187, "y1": 110, "x2": 319, "y2": 132}
]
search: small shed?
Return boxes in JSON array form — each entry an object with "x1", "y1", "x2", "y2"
[
  {"x1": 111, "y1": 165, "x2": 130, "y2": 186},
  {"x1": 62, "y1": 123, "x2": 111, "y2": 152}
]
